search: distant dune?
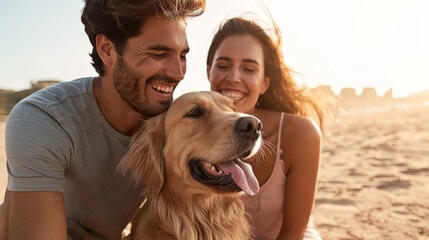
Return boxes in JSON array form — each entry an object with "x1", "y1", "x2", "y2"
[
  {"x1": 405, "y1": 90, "x2": 429, "y2": 101},
  {"x1": 0, "y1": 80, "x2": 60, "y2": 115},
  {"x1": 314, "y1": 86, "x2": 429, "y2": 111}
]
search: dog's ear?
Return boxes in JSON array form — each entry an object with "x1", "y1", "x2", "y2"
[{"x1": 118, "y1": 113, "x2": 166, "y2": 196}]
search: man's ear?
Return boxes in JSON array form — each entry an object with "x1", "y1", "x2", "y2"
[
  {"x1": 260, "y1": 76, "x2": 270, "y2": 94},
  {"x1": 95, "y1": 34, "x2": 117, "y2": 68}
]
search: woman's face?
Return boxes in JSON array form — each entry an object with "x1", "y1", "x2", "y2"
[{"x1": 208, "y1": 34, "x2": 270, "y2": 114}]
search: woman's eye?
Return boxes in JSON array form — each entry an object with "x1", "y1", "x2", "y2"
[
  {"x1": 186, "y1": 108, "x2": 203, "y2": 118},
  {"x1": 244, "y1": 67, "x2": 256, "y2": 73},
  {"x1": 216, "y1": 65, "x2": 229, "y2": 69}
]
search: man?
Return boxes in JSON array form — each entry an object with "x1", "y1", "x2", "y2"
[{"x1": 0, "y1": 0, "x2": 205, "y2": 239}]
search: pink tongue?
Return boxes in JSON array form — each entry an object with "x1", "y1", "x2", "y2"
[{"x1": 216, "y1": 160, "x2": 259, "y2": 196}]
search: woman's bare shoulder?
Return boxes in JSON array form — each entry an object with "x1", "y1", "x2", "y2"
[
  {"x1": 281, "y1": 114, "x2": 321, "y2": 173},
  {"x1": 282, "y1": 113, "x2": 321, "y2": 140}
]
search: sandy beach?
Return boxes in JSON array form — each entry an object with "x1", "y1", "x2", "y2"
[
  {"x1": 313, "y1": 104, "x2": 429, "y2": 239},
  {"x1": 1, "y1": 104, "x2": 428, "y2": 239}
]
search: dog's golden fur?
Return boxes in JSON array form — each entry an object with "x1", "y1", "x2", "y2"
[{"x1": 119, "y1": 91, "x2": 262, "y2": 240}]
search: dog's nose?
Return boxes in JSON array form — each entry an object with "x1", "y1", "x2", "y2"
[{"x1": 235, "y1": 116, "x2": 262, "y2": 140}]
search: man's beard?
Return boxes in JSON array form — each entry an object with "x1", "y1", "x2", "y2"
[{"x1": 113, "y1": 55, "x2": 174, "y2": 117}]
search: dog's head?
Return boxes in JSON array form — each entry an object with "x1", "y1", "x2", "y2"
[{"x1": 118, "y1": 91, "x2": 262, "y2": 199}]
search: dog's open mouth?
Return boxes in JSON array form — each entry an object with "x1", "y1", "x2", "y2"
[{"x1": 189, "y1": 156, "x2": 259, "y2": 196}]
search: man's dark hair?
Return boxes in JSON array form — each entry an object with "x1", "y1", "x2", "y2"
[{"x1": 81, "y1": 0, "x2": 205, "y2": 76}]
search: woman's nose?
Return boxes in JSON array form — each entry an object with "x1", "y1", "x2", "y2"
[{"x1": 226, "y1": 68, "x2": 240, "y2": 83}]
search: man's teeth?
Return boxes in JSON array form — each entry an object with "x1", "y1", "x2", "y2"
[
  {"x1": 151, "y1": 84, "x2": 173, "y2": 93},
  {"x1": 221, "y1": 91, "x2": 244, "y2": 100},
  {"x1": 203, "y1": 162, "x2": 224, "y2": 175}
]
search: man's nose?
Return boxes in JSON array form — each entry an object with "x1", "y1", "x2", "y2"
[{"x1": 165, "y1": 56, "x2": 185, "y2": 81}]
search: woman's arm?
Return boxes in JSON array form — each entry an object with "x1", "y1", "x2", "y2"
[{"x1": 277, "y1": 115, "x2": 322, "y2": 240}]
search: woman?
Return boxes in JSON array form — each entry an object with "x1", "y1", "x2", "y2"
[{"x1": 206, "y1": 17, "x2": 325, "y2": 240}]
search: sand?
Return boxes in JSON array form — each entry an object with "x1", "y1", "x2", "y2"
[
  {"x1": 313, "y1": 104, "x2": 429, "y2": 239},
  {"x1": 1, "y1": 104, "x2": 428, "y2": 239}
]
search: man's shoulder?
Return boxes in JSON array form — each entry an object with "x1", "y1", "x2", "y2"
[
  {"x1": 14, "y1": 77, "x2": 93, "y2": 113},
  {"x1": 24, "y1": 77, "x2": 94, "y2": 106},
  {"x1": 8, "y1": 77, "x2": 96, "y2": 129}
]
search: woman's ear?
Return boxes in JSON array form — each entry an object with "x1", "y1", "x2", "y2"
[
  {"x1": 206, "y1": 66, "x2": 211, "y2": 82},
  {"x1": 95, "y1": 34, "x2": 117, "y2": 68},
  {"x1": 260, "y1": 76, "x2": 270, "y2": 94}
]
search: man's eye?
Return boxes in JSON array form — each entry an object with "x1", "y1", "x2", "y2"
[
  {"x1": 151, "y1": 52, "x2": 166, "y2": 58},
  {"x1": 186, "y1": 107, "x2": 203, "y2": 118},
  {"x1": 180, "y1": 54, "x2": 187, "y2": 60}
]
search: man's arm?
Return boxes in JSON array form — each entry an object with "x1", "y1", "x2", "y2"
[
  {"x1": 2, "y1": 103, "x2": 71, "y2": 239},
  {"x1": 0, "y1": 189, "x2": 67, "y2": 240}
]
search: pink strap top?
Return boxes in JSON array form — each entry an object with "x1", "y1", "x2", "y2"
[{"x1": 242, "y1": 112, "x2": 287, "y2": 240}]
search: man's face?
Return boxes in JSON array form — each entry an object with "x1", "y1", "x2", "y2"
[{"x1": 113, "y1": 17, "x2": 189, "y2": 117}]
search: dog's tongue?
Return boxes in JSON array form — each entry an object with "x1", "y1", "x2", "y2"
[{"x1": 216, "y1": 160, "x2": 259, "y2": 196}]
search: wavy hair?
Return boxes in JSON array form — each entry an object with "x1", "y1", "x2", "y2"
[{"x1": 207, "y1": 17, "x2": 329, "y2": 130}]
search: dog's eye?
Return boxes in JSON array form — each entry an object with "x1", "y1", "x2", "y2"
[{"x1": 186, "y1": 107, "x2": 203, "y2": 118}]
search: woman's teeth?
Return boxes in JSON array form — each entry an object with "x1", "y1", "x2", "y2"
[
  {"x1": 151, "y1": 84, "x2": 173, "y2": 93},
  {"x1": 221, "y1": 91, "x2": 245, "y2": 100}
]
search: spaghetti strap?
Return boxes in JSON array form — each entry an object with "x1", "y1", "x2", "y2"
[{"x1": 276, "y1": 112, "x2": 285, "y2": 150}]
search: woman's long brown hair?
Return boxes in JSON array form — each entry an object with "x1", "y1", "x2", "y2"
[{"x1": 207, "y1": 17, "x2": 331, "y2": 131}]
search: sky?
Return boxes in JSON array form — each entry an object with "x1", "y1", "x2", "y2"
[{"x1": 0, "y1": 0, "x2": 428, "y2": 98}]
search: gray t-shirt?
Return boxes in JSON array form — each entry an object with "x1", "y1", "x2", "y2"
[{"x1": 5, "y1": 77, "x2": 143, "y2": 239}]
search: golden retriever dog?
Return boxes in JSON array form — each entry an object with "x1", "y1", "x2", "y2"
[{"x1": 118, "y1": 91, "x2": 262, "y2": 240}]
